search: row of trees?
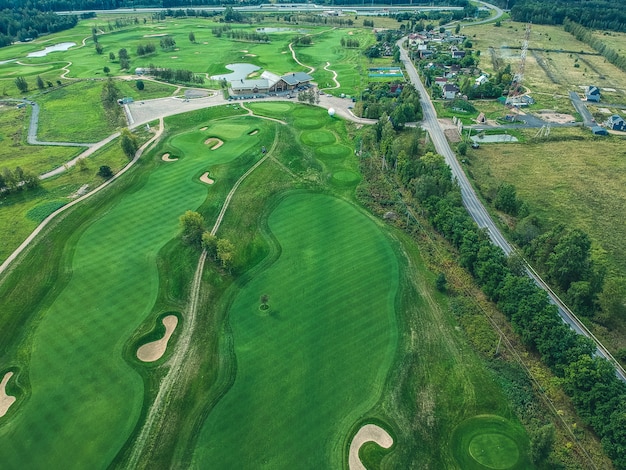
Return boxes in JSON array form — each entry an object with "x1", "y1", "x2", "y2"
[
  {"x1": 564, "y1": 19, "x2": 626, "y2": 74},
  {"x1": 179, "y1": 211, "x2": 235, "y2": 270},
  {"x1": 147, "y1": 66, "x2": 204, "y2": 84},
  {"x1": 213, "y1": 28, "x2": 269, "y2": 43},
  {"x1": 391, "y1": 146, "x2": 626, "y2": 468},
  {"x1": 100, "y1": 78, "x2": 124, "y2": 128},
  {"x1": 0, "y1": 166, "x2": 39, "y2": 197},
  {"x1": 339, "y1": 37, "x2": 360, "y2": 48}
]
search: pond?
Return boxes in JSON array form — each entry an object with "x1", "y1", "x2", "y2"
[
  {"x1": 210, "y1": 63, "x2": 260, "y2": 81},
  {"x1": 27, "y1": 42, "x2": 76, "y2": 58}
]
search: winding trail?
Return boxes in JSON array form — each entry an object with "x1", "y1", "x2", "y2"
[{"x1": 322, "y1": 61, "x2": 340, "y2": 90}]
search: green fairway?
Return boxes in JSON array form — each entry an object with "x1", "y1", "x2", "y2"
[
  {"x1": 192, "y1": 192, "x2": 400, "y2": 468},
  {"x1": 0, "y1": 111, "x2": 270, "y2": 468}
]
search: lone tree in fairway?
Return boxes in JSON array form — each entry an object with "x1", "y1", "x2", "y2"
[
  {"x1": 189, "y1": 31, "x2": 195, "y2": 43},
  {"x1": 15, "y1": 76, "x2": 28, "y2": 93},
  {"x1": 260, "y1": 294, "x2": 269, "y2": 310}
]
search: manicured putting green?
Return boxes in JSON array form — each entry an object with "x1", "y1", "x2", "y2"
[
  {"x1": 316, "y1": 144, "x2": 351, "y2": 159},
  {"x1": 300, "y1": 129, "x2": 336, "y2": 146},
  {"x1": 249, "y1": 102, "x2": 293, "y2": 114},
  {"x1": 293, "y1": 117, "x2": 324, "y2": 129},
  {"x1": 451, "y1": 415, "x2": 530, "y2": 470},
  {"x1": 469, "y1": 433, "x2": 519, "y2": 469},
  {"x1": 192, "y1": 192, "x2": 400, "y2": 468},
  {"x1": 331, "y1": 171, "x2": 360, "y2": 186}
]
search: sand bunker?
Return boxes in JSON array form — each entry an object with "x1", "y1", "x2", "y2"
[
  {"x1": 137, "y1": 315, "x2": 179, "y2": 362},
  {"x1": 200, "y1": 126, "x2": 208, "y2": 131},
  {"x1": 0, "y1": 372, "x2": 16, "y2": 418},
  {"x1": 143, "y1": 33, "x2": 168, "y2": 37},
  {"x1": 204, "y1": 137, "x2": 224, "y2": 150},
  {"x1": 200, "y1": 172, "x2": 215, "y2": 185},
  {"x1": 349, "y1": 424, "x2": 393, "y2": 470},
  {"x1": 245, "y1": 53, "x2": 257, "y2": 57},
  {"x1": 161, "y1": 153, "x2": 178, "y2": 162},
  {"x1": 249, "y1": 129, "x2": 259, "y2": 135},
  {"x1": 170, "y1": 56, "x2": 178, "y2": 59}
]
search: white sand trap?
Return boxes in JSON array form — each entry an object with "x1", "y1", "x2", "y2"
[
  {"x1": 0, "y1": 372, "x2": 16, "y2": 418},
  {"x1": 203, "y1": 42, "x2": 209, "y2": 44},
  {"x1": 249, "y1": 129, "x2": 259, "y2": 135},
  {"x1": 349, "y1": 424, "x2": 393, "y2": 470},
  {"x1": 143, "y1": 33, "x2": 168, "y2": 37},
  {"x1": 204, "y1": 137, "x2": 224, "y2": 150},
  {"x1": 137, "y1": 315, "x2": 179, "y2": 362},
  {"x1": 240, "y1": 49, "x2": 249, "y2": 53},
  {"x1": 200, "y1": 172, "x2": 214, "y2": 185},
  {"x1": 162, "y1": 153, "x2": 178, "y2": 162},
  {"x1": 171, "y1": 56, "x2": 178, "y2": 59},
  {"x1": 200, "y1": 126, "x2": 208, "y2": 131},
  {"x1": 245, "y1": 53, "x2": 257, "y2": 57}
]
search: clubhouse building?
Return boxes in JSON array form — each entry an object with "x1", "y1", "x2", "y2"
[{"x1": 229, "y1": 71, "x2": 313, "y2": 97}]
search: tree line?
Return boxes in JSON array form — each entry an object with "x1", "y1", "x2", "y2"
[
  {"x1": 0, "y1": 166, "x2": 40, "y2": 197},
  {"x1": 353, "y1": 82, "x2": 423, "y2": 128},
  {"x1": 564, "y1": 19, "x2": 626, "y2": 74},
  {"x1": 179, "y1": 211, "x2": 235, "y2": 270}
]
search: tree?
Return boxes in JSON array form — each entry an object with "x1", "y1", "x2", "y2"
[
  {"x1": 15, "y1": 76, "x2": 28, "y2": 93},
  {"x1": 97, "y1": 165, "x2": 113, "y2": 178},
  {"x1": 120, "y1": 58, "x2": 130, "y2": 70},
  {"x1": 260, "y1": 294, "x2": 269, "y2": 310},
  {"x1": 494, "y1": 183, "x2": 520, "y2": 216},
  {"x1": 103, "y1": 66, "x2": 110, "y2": 74},
  {"x1": 118, "y1": 48, "x2": 129, "y2": 60},
  {"x1": 435, "y1": 273, "x2": 447, "y2": 292},
  {"x1": 217, "y1": 238, "x2": 235, "y2": 270},
  {"x1": 95, "y1": 43, "x2": 103, "y2": 54},
  {"x1": 202, "y1": 231, "x2": 218, "y2": 257},
  {"x1": 180, "y1": 211, "x2": 204, "y2": 247},
  {"x1": 457, "y1": 141, "x2": 467, "y2": 156},
  {"x1": 120, "y1": 128, "x2": 138, "y2": 159},
  {"x1": 189, "y1": 31, "x2": 195, "y2": 43},
  {"x1": 36, "y1": 75, "x2": 44, "y2": 90},
  {"x1": 455, "y1": 23, "x2": 461, "y2": 34},
  {"x1": 530, "y1": 424, "x2": 555, "y2": 465},
  {"x1": 136, "y1": 80, "x2": 144, "y2": 91},
  {"x1": 109, "y1": 51, "x2": 115, "y2": 61},
  {"x1": 160, "y1": 36, "x2": 176, "y2": 50}
]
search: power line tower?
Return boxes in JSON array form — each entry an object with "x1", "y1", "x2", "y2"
[{"x1": 506, "y1": 23, "x2": 531, "y2": 109}]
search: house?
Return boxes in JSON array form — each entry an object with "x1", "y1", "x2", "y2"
[
  {"x1": 451, "y1": 49, "x2": 466, "y2": 59},
  {"x1": 585, "y1": 85, "x2": 601, "y2": 102},
  {"x1": 605, "y1": 114, "x2": 626, "y2": 131},
  {"x1": 443, "y1": 84, "x2": 460, "y2": 100},
  {"x1": 475, "y1": 74, "x2": 488, "y2": 86},
  {"x1": 591, "y1": 125, "x2": 608, "y2": 135},
  {"x1": 435, "y1": 77, "x2": 448, "y2": 87}
]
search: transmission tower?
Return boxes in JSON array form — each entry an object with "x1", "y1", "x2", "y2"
[{"x1": 506, "y1": 23, "x2": 531, "y2": 107}]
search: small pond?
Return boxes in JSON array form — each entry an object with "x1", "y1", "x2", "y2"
[
  {"x1": 27, "y1": 42, "x2": 76, "y2": 58},
  {"x1": 210, "y1": 63, "x2": 260, "y2": 81}
]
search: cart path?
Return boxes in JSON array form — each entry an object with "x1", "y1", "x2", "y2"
[
  {"x1": 321, "y1": 62, "x2": 340, "y2": 90},
  {"x1": 126, "y1": 126, "x2": 281, "y2": 468}
]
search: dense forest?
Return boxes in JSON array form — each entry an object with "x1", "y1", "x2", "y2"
[
  {"x1": 489, "y1": 0, "x2": 626, "y2": 33},
  {"x1": 0, "y1": 7, "x2": 77, "y2": 45}
]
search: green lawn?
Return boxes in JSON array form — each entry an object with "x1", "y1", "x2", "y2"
[{"x1": 192, "y1": 192, "x2": 400, "y2": 468}]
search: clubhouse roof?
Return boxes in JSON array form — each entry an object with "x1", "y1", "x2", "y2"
[{"x1": 229, "y1": 71, "x2": 313, "y2": 96}]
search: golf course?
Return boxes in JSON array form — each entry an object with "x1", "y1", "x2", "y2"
[{"x1": 0, "y1": 9, "x2": 551, "y2": 469}]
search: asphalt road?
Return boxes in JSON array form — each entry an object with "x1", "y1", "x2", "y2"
[{"x1": 398, "y1": 39, "x2": 626, "y2": 382}]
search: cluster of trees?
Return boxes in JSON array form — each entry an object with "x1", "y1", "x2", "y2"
[
  {"x1": 211, "y1": 25, "x2": 232, "y2": 37},
  {"x1": 120, "y1": 128, "x2": 138, "y2": 159},
  {"x1": 564, "y1": 19, "x2": 626, "y2": 74},
  {"x1": 0, "y1": 6, "x2": 77, "y2": 46},
  {"x1": 213, "y1": 28, "x2": 269, "y2": 43},
  {"x1": 0, "y1": 166, "x2": 39, "y2": 197},
  {"x1": 510, "y1": 0, "x2": 626, "y2": 33},
  {"x1": 391, "y1": 147, "x2": 626, "y2": 468},
  {"x1": 354, "y1": 82, "x2": 422, "y2": 127},
  {"x1": 339, "y1": 37, "x2": 360, "y2": 48},
  {"x1": 280, "y1": 14, "x2": 354, "y2": 28},
  {"x1": 297, "y1": 89, "x2": 319, "y2": 105},
  {"x1": 179, "y1": 211, "x2": 235, "y2": 270},
  {"x1": 136, "y1": 42, "x2": 156, "y2": 56},
  {"x1": 159, "y1": 36, "x2": 176, "y2": 50},
  {"x1": 292, "y1": 35, "x2": 311, "y2": 46},
  {"x1": 392, "y1": 5, "x2": 479, "y2": 31},
  {"x1": 146, "y1": 66, "x2": 204, "y2": 84}
]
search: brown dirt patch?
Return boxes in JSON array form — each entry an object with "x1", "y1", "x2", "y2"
[
  {"x1": 0, "y1": 372, "x2": 16, "y2": 418},
  {"x1": 444, "y1": 128, "x2": 462, "y2": 143},
  {"x1": 136, "y1": 315, "x2": 179, "y2": 362},
  {"x1": 200, "y1": 172, "x2": 215, "y2": 185},
  {"x1": 536, "y1": 111, "x2": 575, "y2": 124},
  {"x1": 161, "y1": 153, "x2": 178, "y2": 162},
  {"x1": 204, "y1": 137, "x2": 224, "y2": 150}
]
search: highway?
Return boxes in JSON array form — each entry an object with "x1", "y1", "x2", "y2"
[{"x1": 397, "y1": 39, "x2": 626, "y2": 382}]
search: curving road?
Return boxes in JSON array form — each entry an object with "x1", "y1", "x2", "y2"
[{"x1": 397, "y1": 39, "x2": 626, "y2": 382}]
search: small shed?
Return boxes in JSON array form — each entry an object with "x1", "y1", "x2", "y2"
[{"x1": 591, "y1": 125, "x2": 608, "y2": 135}]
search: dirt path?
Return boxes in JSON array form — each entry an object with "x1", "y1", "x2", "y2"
[{"x1": 322, "y1": 61, "x2": 340, "y2": 90}]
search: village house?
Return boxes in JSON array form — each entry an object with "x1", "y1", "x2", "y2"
[
  {"x1": 443, "y1": 83, "x2": 460, "y2": 100},
  {"x1": 585, "y1": 85, "x2": 601, "y2": 102},
  {"x1": 605, "y1": 114, "x2": 626, "y2": 131}
]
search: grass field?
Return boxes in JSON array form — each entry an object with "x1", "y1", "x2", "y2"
[{"x1": 192, "y1": 192, "x2": 400, "y2": 468}]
